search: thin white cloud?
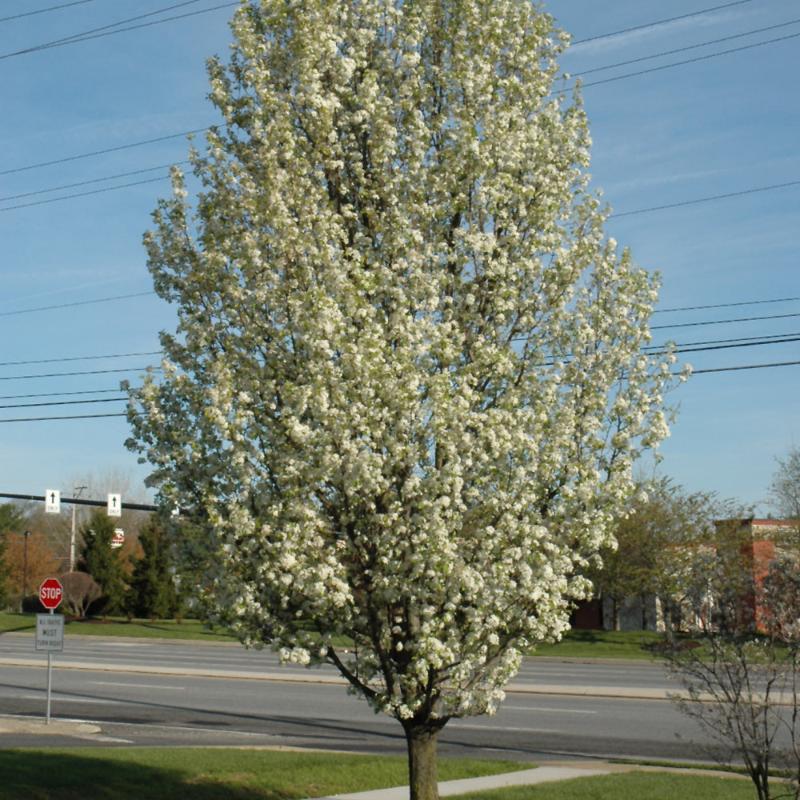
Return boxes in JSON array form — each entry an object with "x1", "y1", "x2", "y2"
[{"x1": 565, "y1": 7, "x2": 755, "y2": 57}]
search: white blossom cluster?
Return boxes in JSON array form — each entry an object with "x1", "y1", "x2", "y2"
[{"x1": 128, "y1": 0, "x2": 681, "y2": 726}]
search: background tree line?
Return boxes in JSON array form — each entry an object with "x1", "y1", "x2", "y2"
[{"x1": 0, "y1": 502, "x2": 184, "y2": 620}]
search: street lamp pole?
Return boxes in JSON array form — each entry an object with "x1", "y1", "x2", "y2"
[
  {"x1": 21, "y1": 529, "x2": 30, "y2": 612},
  {"x1": 69, "y1": 485, "x2": 87, "y2": 572}
]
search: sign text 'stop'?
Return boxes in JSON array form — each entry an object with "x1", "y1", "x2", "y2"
[{"x1": 39, "y1": 577, "x2": 63, "y2": 610}]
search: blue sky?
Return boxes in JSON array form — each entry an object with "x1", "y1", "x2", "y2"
[{"x1": 0, "y1": 0, "x2": 797, "y2": 512}]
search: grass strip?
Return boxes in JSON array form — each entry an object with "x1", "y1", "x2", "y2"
[
  {"x1": 2, "y1": 614, "x2": 665, "y2": 659},
  {"x1": 0, "y1": 747, "x2": 525, "y2": 800},
  {"x1": 0, "y1": 612, "x2": 237, "y2": 642},
  {"x1": 530, "y1": 629, "x2": 664, "y2": 660}
]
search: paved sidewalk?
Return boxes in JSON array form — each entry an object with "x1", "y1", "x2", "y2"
[{"x1": 316, "y1": 763, "x2": 620, "y2": 799}]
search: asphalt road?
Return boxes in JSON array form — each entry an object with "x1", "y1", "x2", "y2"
[
  {"x1": 0, "y1": 660, "x2": 714, "y2": 761},
  {"x1": 0, "y1": 633, "x2": 726, "y2": 760},
  {"x1": 0, "y1": 634, "x2": 679, "y2": 691}
]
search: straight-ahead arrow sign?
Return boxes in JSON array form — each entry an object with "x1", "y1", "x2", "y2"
[
  {"x1": 44, "y1": 489, "x2": 60, "y2": 514},
  {"x1": 107, "y1": 493, "x2": 121, "y2": 518}
]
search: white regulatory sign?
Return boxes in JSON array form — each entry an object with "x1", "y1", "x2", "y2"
[
  {"x1": 36, "y1": 614, "x2": 64, "y2": 652},
  {"x1": 107, "y1": 493, "x2": 122, "y2": 518},
  {"x1": 44, "y1": 489, "x2": 61, "y2": 514}
]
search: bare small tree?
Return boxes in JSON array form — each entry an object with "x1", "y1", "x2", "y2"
[
  {"x1": 664, "y1": 548, "x2": 800, "y2": 800},
  {"x1": 61, "y1": 571, "x2": 102, "y2": 619},
  {"x1": 770, "y1": 447, "x2": 800, "y2": 522}
]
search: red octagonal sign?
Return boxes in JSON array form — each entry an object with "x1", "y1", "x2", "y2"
[{"x1": 39, "y1": 577, "x2": 63, "y2": 611}]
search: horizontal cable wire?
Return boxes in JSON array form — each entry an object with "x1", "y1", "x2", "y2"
[
  {"x1": 571, "y1": 0, "x2": 754, "y2": 46},
  {"x1": 0, "y1": 175, "x2": 169, "y2": 212},
  {"x1": 0, "y1": 412, "x2": 127, "y2": 423},
  {"x1": 0, "y1": 396, "x2": 127, "y2": 410},
  {"x1": 575, "y1": 17, "x2": 800, "y2": 77},
  {"x1": 0, "y1": 0, "x2": 211, "y2": 60},
  {"x1": 3, "y1": 361, "x2": 799, "y2": 421},
  {"x1": 0, "y1": 351, "x2": 161, "y2": 367},
  {"x1": 687, "y1": 359, "x2": 800, "y2": 375},
  {"x1": 0, "y1": 127, "x2": 211, "y2": 177},
  {"x1": 611, "y1": 180, "x2": 800, "y2": 218},
  {"x1": 654, "y1": 296, "x2": 800, "y2": 314},
  {"x1": 651, "y1": 312, "x2": 800, "y2": 330},
  {"x1": 0, "y1": 292, "x2": 156, "y2": 317},
  {"x1": 0, "y1": 1, "x2": 99, "y2": 24},
  {"x1": 0, "y1": 366, "x2": 160, "y2": 382},
  {"x1": 559, "y1": 29, "x2": 800, "y2": 93},
  {"x1": 0, "y1": 387, "x2": 134, "y2": 400},
  {"x1": 0, "y1": 161, "x2": 189, "y2": 203}
]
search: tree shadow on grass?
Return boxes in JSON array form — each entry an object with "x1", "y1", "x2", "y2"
[
  {"x1": 0, "y1": 751, "x2": 292, "y2": 800},
  {"x1": 0, "y1": 621, "x2": 35, "y2": 634},
  {"x1": 565, "y1": 630, "x2": 600, "y2": 644}
]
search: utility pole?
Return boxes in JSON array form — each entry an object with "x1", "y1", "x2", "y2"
[{"x1": 69, "y1": 485, "x2": 87, "y2": 572}]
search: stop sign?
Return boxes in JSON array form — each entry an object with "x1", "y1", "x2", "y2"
[{"x1": 39, "y1": 577, "x2": 63, "y2": 611}]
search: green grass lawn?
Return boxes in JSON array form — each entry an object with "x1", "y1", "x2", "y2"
[
  {"x1": 530, "y1": 629, "x2": 665, "y2": 660},
  {"x1": 0, "y1": 747, "x2": 524, "y2": 800},
  {"x1": 0, "y1": 613, "x2": 685, "y2": 663},
  {"x1": 449, "y1": 771, "x2": 754, "y2": 800},
  {"x1": 1, "y1": 613, "x2": 666, "y2": 659},
  {"x1": 0, "y1": 612, "x2": 237, "y2": 642}
]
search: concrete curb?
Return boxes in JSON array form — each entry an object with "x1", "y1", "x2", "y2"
[{"x1": 0, "y1": 715, "x2": 101, "y2": 736}]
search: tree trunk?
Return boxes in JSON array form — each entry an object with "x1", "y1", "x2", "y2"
[
  {"x1": 660, "y1": 596, "x2": 675, "y2": 644},
  {"x1": 403, "y1": 723, "x2": 440, "y2": 800}
]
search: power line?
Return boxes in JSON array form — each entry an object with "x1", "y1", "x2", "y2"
[
  {"x1": 572, "y1": 29, "x2": 800, "y2": 92},
  {"x1": 0, "y1": 1, "x2": 100, "y2": 24},
  {"x1": 0, "y1": 412, "x2": 127, "y2": 423},
  {"x1": 2, "y1": 1, "x2": 206, "y2": 59},
  {"x1": 0, "y1": 396, "x2": 127, "y2": 410},
  {"x1": 0, "y1": 3, "x2": 774, "y2": 186},
  {"x1": 687, "y1": 360, "x2": 800, "y2": 375},
  {"x1": 576, "y1": 18, "x2": 800, "y2": 77},
  {"x1": 651, "y1": 312, "x2": 800, "y2": 330},
  {"x1": 658, "y1": 334, "x2": 800, "y2": 355},
  {"x1": 0, "y1": 127, "x2": 211, "y2": 177},
  {"x1": 0, "y1": 26, "x2": 790, "y2": 212},
  {"x1": 3, "y1": 163, "x2": 798, "y2": 219},
  {"x1": 2, "y1": 332, "x2": 796, "y2": 384},
  {"x1": 647, "y1": 332, "x2": 800, "y2": 350},
  {"x1": 0, "y1": 291, "x2": 156, "y2": 318},
  {"x1": 2, "y1": 361, "x2": 799, "y2": 421},
  {"x1": 0, "y1": 1, "x2": 239, "y2": 61},
  {"x1": 0, "y1": 175, "x2": 169, "y2": 212},
  {"x1": 0, "y1": 161, "x2": 189, "y2": 204},
  {"x1": 0, "y1": 2, "x2": 756, "y2": 172},
  {"x1": 571, "y1": 0, "x2": 754, "y2": 46},
  {"x1": 0, "y1": 387, "x2": 133, "y2": 401},
  {"x1": 611, "y1": 180, "x2": 800, "y2": 219},
  {"x1": 0, "y1": 366, "x2": 160, "y2": 382},
  {"x1": 655, "y1": 297, "x2": 800, "y2": 314},
  {"x1": 3, "y1": 330, "x2": 797, "y2": 372},
  {"x1": 0, "y1": 351, "x2": 161, "y2": 368}
]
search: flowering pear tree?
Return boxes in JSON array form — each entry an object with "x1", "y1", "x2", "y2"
[{"x1": 127, "y1": 1, "x2": 680, "y2": 797}]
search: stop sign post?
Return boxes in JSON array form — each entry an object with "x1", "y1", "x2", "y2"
[{"x1": 37, "y1": 577, "x2": 64, "y2": 725}]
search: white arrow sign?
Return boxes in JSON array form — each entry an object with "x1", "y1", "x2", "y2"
[
  {"x1": 107, "y1": 493, "x2": 122, "y2": 518},
  {"x1": 44, "y1": 489, "x2": 61, "y2": 514}
]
